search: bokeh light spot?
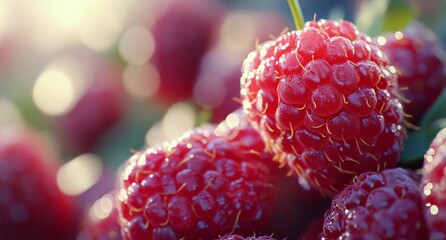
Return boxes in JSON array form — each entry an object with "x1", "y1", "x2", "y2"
[
  {"x1": 33, "y1": 70, "x2": 76, "y2": 116},
  {"x1": 56, "y1": 153, "x2": 102, "y2": 196},
  {"x1": 119, "y1": 26, "x2": 155, "y2": 66},
  {"x1": 123, "y1": 64, "x2": 160, "y2": 99}
]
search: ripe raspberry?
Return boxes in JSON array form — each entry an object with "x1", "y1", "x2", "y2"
[
  {"x1": 0, "y1": 128, "x2": 76, "y2": 240},
  {"x1": 77, "y1": 192, "x2": 122, "y2": 240},
  {"x1": 240, "y1": 19, "x2": 406, "y2": 196},
  {"x1": 117, "y1": 112, "x2": 277, "y2": 239},
  {"x1": 54, "y1": 52, "x2": 125, "y2": 155},
  {"x1": 217, "y1": 234, "x2": 277, "y2": 240},
  {"x1": 147, "y1": 0, "x2": 223, "y2": 103},
  {"x1": 321, "y1": 168, "x2": 427, "y2": 239},
  {"x1": 421, "y1": 127, "x2": 446, "y2": 239},
  {"x1": 378, "y1": 21, "x2": 446, "y2": 125}
]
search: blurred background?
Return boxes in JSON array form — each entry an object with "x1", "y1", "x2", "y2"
[{"x1": 0, "y1": 0, "x2": 445, "y2": 238}]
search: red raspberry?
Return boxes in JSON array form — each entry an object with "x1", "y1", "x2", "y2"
[
  {"x1": 421, "y1": 127, "x2": 446, "y2": 239},
  {"x1": 321, "y1": 168, "x2": 427, "y2": 239},
  {"x1": 77, "y1": 192, "x2": 122, "y2": 240},
  {"x1": 0, "y1": 128, "x2": 76, "y2": 240},
  {"x1": 117, "y1": 112, "x2": 277, "y2": 239},
  {"x1": 54, "y1": 52, "x2": 125, "y2": 155},
  {"x1": 240, "y1": 19, "x2": 406, "y2": 196},
  {"x1": 378, "y1": 21, "x2": 446, "y2": 125},
  {"x1": 147, "y1": 0, "x2": 223, "y2": 103},
  {"x1": 217, "y1": 234, "x2": 277, "y2": 240}
]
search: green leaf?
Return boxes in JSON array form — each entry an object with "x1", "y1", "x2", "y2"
[
  {"x1": 400, "y1": 130, "x2": 430, "y2": 164},
  {"x1": 419, "y1": 87, "x2": 446, "y2": 128},
  {"x1": 400, "y1": 117, "x2": 446, "y2": 165},
  {"x1": 381, "y1": 0, "x2": 415, "y2": 32}
]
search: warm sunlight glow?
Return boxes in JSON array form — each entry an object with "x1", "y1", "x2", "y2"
[
  {"x1": 33, "y1": 58, "x2": 90, "y2": 116},
  {"x1": 220, "y1": 11, "x2": 258, "y2": 55},
  {"x1": 57, "y1": 154, "x2": 103, "y2": 196},
  {"x1": 90, "y1": 193, "x2": 114, "y2": 220},
  {"x1": 78, "y1": 0, "x2": 128, "y2": 51},
  {"x1": 162, "y1": 102, "x2": 196, "y2": 142},
  {"x1": 33, "y1": 70, "x2": 76, "y2": 116},
  {"x1": 119, "y1": 26, "x2": 155, "y2": 66},
  {"x1": 376, "y1": 36, "x2": 387, "y2": 46},
  {"x1": 123, "y1": 64, "x2": 160, "y2": 98}
]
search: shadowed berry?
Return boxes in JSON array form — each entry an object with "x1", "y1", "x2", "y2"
[
  {"x1": 378, "y1": 21, "x2": 446, "y2": 125},
  {"x1": 321, "y1": 168, "x2": 427, "y2": 240}
]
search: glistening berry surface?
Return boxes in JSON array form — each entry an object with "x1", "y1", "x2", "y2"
[
  {"x1": 421, "y1": 127, "x2": 446, "y2": 239},
  {"x1": 240, "y1": 19, "x2": 405, "y2": 196},
  {"x1": 118, "y1": 114, "x2": 277, "y2": 239},
  {"x1": 322, "y1": 168, "x2": 427, "y2": 239}
]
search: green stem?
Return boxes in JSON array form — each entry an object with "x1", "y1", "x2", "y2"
[{"x1": 287, "y1": 0, "x2": 305, "y2": 30}]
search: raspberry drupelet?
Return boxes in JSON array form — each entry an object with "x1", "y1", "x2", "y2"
[
  {"x1": 117, "y1": 112, "x2": 277, "y2": 239},
  {"x1": 322, "y1": 168, "x2": 427, "y2": 239},
  {"x1": 240, "y1": 19, "x2": 406, "y2": 196}
]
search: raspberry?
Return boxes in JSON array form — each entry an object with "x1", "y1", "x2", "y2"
[
  {"x1": 378, "y1": 21, "x2": 446, "y2": 125},
  {"x1": 117, "y1": 111, "x2": 277, "y2": 239},
  {"x1": 217, "y1": 234, "x2": 277, "y2": 240},
  {"x1": 148, "y1": 0, "x2": 223, "y2": 103},
  {"x1": 421, "y1": 127, "x2": 446, "y2": 239},
  {"x1": 54, "y1": 52, "x2": 125, "y2": 155},
  {"x1": 240, "y1": 19, "x2": 405, "y2": 196},
  {"x1": 0, "y1": 128, "x2": 76, "y2": 240},
  {"x1": 77, "y1": 192, "x2": 122, "y2": 240},
  {"x1": 321, "y1": 168, "x2": 427, "y2": 239}
]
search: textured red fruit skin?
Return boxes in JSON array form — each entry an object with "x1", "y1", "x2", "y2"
[
  {"x1": 379, "y1": 21, "x2": 446, "y2": 125},
  {"x1": 322, "y1": 168, "x2": 428, "y2": 239},
  {"x1": 118, "y1": 114, "x2": 276, "y2": 239},
  {"x1": 421, "y1": 127, "x2": 446, "y2": 239},
  {"x1": 77, "y1": 192, "x2": 122, "y2": 240},
  {"x1": 148, "y1": 0, "x2": 223, "y2": 104},
  {"x1": 0, "y1": 128, "x2": 76, "y2": 240},
  {"x1": 217, "y1": 234, "x2": 278, "y2": 240},
  {"x1": 240, "y1": 19, "x2": 406, "y2": 196}
]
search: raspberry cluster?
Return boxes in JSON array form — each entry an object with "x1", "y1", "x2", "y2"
[{"x1": 6, "y1": 1, "x2": 446, "y2": 239}]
